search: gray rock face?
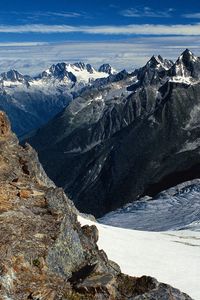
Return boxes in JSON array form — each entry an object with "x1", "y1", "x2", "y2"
[
  {"x1": 27, "y1": 50, "x2": 200, "y2": 218},
  {"x1": 132, "y1": 281, "x2": 192, "y2": 300}
]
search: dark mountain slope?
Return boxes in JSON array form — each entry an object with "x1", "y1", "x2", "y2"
[{"x1": 27, "y1": 50, "x2": 200, "y2": 217}]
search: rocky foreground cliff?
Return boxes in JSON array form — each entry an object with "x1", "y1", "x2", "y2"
[{"x1": 0, "y1": 111, "x2": 192, "y2": 299}]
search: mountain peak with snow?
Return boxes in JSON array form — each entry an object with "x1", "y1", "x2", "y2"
[
  {"x1": 0, "y1": 69, "x2": 26, "y2": 82},
  {"x1": 0, "y1": 61, "x2": 112, "y2": 136},
  {"x1": 38, "y1": 61, "x2": 111, "y2": 84},
  {"x1": 169, "y1": 48, "x2": 200, "y2": 81},
  {"x1": 129, "y1": 54, "x2": 173, "y2": 89}
]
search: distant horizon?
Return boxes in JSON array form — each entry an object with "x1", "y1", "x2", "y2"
[
  {"x1": 0, "y1": 0, "x2": 200, "y2": 74},
  {"x1": 0, "y1": 44, "x2": 199, "y2": 76}
]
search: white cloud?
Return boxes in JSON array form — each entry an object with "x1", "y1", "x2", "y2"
[
  {"x1": 0, "y1": 23, "x2": 200, "y2": 35},
  {"x1": 0, "y1": 42, "x2": 48, "y2": 46},
  {"x1": 3, "y1": 10, "x2": 83, "y2": 19},
  {"x1": 120, "y1": 7, "x2": 174, "y2": 18},
  {"x1": 182, "y1": 13, "x2": 200, "y2": 19},
  {"x1": 30, "y1": 11, "x2": 83, "y2": 19},
  {"x1": 42, "y1": 11, "x2": 82, "y2": 18}
]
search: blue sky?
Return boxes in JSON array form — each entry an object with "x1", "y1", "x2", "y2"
[{"x1": 1, "y1": 0, "x2": 200, "y2": 74}]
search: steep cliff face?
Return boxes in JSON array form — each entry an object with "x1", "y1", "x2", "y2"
[{"x1": 0, "y1": 111, "x2": 192, "y2": 299}]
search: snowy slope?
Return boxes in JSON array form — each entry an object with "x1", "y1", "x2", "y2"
[
  {"x1": 78, "y1": 216, "x2": 200, "y2": 300},
  {"x1": 100, "y1": 180, "x2": 200, "y2": 231},
  {"x1": 78, "y1": 179, "x2": 200, "y2": 299}
]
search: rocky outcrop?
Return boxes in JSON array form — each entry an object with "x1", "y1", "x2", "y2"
[{"x1": 0, "y1": 111, "x2": 192, "y2": 299}]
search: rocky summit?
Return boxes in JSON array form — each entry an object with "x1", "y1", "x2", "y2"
[{"x1": 0, "y1": 111, "x2": 193, "y2": 299}]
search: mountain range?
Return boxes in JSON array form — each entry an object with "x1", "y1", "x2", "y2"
[
  {"x1": 0, "y1": 49, "x2": 199, "y2": 299},
  {"x1": 0, "y1": 62, "x2": 114, "y2": 136},
  {"x1": 26, "y1": 49, "x2": 200, "y2": 217}
]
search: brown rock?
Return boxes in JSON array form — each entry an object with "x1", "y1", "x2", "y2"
[
  {"x1": 18, "y1": 189, "x2": 32, "y2": 199},
  {"x1": 82, "y1": 225, "x2": 99, "y2": 243},
  {"x1": 0, "y1": 111, "x2": 10, "y2": 137}
]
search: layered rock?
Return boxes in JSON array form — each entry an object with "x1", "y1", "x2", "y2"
[{"x1": 0, "y1": 111, "x2": 191, "y2": 299}]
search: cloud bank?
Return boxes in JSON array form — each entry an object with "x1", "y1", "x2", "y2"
[
  {"x1": 120, "y1": 7, "x2": 174, "y2": 18},
  {"x1": 183, "y1": 13, "x2": 200, "y2": 19},
  {"x1": 0, "y1": 23, "x2": 200, "y2": 35}
]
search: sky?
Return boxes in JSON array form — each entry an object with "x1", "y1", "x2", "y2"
[{"x1": 1, "y1": 0, "x2": 200, "y2": 74}]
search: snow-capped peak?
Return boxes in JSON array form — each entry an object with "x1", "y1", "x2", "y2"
[
  {"x1": 168, "y1": 49, "x2": 200, "y2": 82},
  {"x1": 37, "y1": 61, "x2": 111, "y2": 85}
]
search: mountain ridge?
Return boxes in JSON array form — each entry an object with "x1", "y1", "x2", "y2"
[
  {"x1": 0, "y1": 61, "x2": 115, "y2": 136},
  {"x1": 26, "y1": 49, "x2": 200, "y2": 217}
]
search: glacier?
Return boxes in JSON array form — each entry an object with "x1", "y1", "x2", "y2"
[{"x1": 100, "y1": 180, "x2": 200, "y2": 231}]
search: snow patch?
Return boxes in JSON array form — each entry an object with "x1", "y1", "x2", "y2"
[
  {"x1": 64, "y1": 140, "x2": 102, "y2": 154},
  {"x1": 169, "y1": 76, "x2": 195, "y2": 85},
  {"x1": 178, "y1": 139, "x2": 200, "y2": 153},
  {"x1": 78, "y1": 215, "x2": 200, "y2": 300},
  {"x1": 65, "y1": 64, "x2": 109, "y2": 83}
]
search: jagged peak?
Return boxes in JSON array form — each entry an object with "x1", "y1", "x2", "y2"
[
  {"x1": 145, "y1": 55, "x2": 172, "y2": 71},
  {"x1": 168, "y1": 49, "x2": 200, "y2": 80},
  {"x1": 147, "y1": 55, "x2": 163, "y2": 65},
  {"x1": 176, "y1": 49, "x2": 198, "y2": 63}
]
